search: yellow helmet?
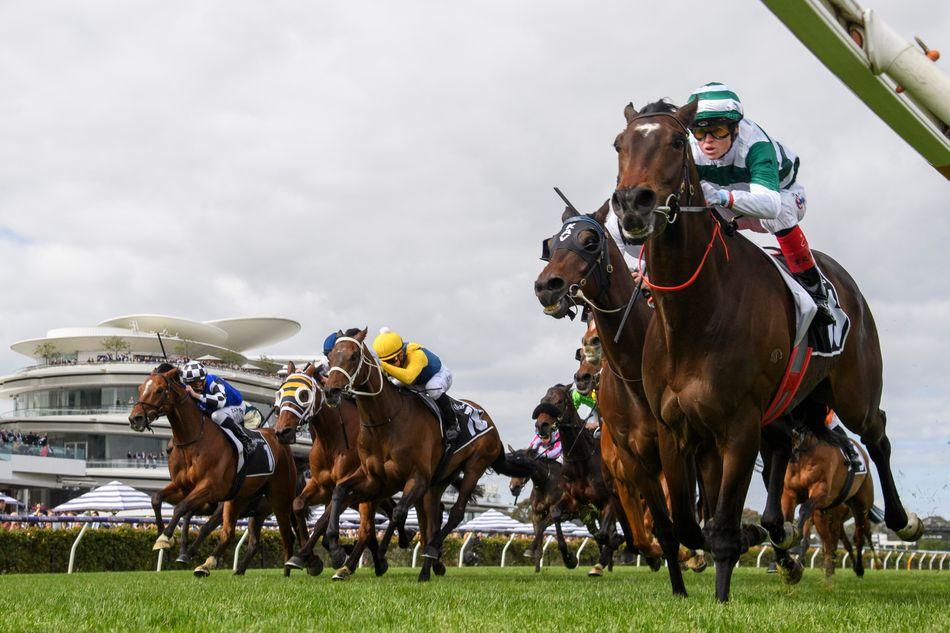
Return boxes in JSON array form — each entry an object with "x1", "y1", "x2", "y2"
[{"x1": 372, "y1": 328, "x2": 404, "y2": 361}]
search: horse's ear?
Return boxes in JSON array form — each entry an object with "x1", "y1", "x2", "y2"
[
  {"x1": 304, "y1": 362, "x2": 316, "y2": 377},
  {"x1": 560, "y1": 206, "x2": 575, "y2": 222},
  {"x1": 675, "y1": 99, "x2": 698, "y2": 128},
  {"x1": 591, "y1": 200, "x2": 609, "y2": 225},
  {"x1": 287, "y1": 361, "x2": 296, "y2": 374},
  {"x1": 163, "y1": 366, "x2": 180, "y2": 383},
  {"x1": 355, "y1": 327, "x2": 368, "y2": 342},
  {"x1": 624, "y1": 102, "x2": 638, "y2": 124},
  {"x1": 507, "y1": 443, "x2": 516, "y2": 453}
]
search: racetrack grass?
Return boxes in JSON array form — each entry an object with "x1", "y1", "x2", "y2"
[{"x1": 0, "y1": 566, "x2": 946, "y2": 632}]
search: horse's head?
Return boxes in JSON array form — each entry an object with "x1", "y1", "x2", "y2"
[
  {"x1": 274, "y1": 361, "x2": 324, "y2": 444},
  {"x1": 323, "y1": 327, "x2": 371, "y2": 406},
  {"x1": 129, "y1": 363, "x2": 184, "y2": 432},
  {"x1": 573, "y1": 347, "x2": 601, "y2": 396},
  {"x1": 581, "y1": 326, "x2": 602, "y2": 365},
  {"x1": 532, "y1": 383, "x2": 573, "y2": 439},
  {"x1": 506, "y1": 445, "x2": 532, "y2": 498},
  {"x1": 611, "y1": 99, "x2": 698, "y2": 243},
  {"x1": 534, "y1": 204, "x2": 613, "y2": 318}
]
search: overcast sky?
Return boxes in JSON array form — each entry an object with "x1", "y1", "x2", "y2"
[{"x1": 1, "y1": 1, "x2": 947, "y2": 514}]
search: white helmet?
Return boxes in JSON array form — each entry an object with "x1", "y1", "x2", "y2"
[{"x1": 181, "y1": 360, "x2": 207, "y2": 383}]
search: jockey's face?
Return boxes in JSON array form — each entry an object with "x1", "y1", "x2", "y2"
[
  {"x1": 696, "y1": 127, "x2": 733, "y2": 160},
  {"x1": 387, "y1": 350, "x2": 405, "y2": 367}
]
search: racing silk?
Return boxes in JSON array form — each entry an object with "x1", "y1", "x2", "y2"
[
  {"x1": 691, "y1": 118, "x2": 800, "y2": 220},
  {"x1": 571, "y1": 389, "x2": 596, "y2": 410},
  {"x1": 380, "y1": 343, "x2": 442, "y2": 387},
  {"x1": 528, "y1": 430, "x2": 563, "y2": 461},
  {"x1": 196, "y1": 373, "x2": 244, "y2": 415}
]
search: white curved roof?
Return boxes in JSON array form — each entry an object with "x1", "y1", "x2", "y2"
[{"x1": 11, "y1": 313, "x2": 301, "y2": 359}]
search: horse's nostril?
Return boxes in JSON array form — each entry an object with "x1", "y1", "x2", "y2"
[
  {"x1": 634, "y1": 188, "x2": 656, "y2": 210},
  {"x1": 546, "y1": 277, "x2": 565, "y2": 292}
]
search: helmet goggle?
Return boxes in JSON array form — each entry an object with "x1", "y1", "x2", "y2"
[{"x1": 690, "y1": 124, "x2": 732, "y2": 141}]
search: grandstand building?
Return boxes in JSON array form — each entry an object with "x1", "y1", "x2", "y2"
[{"x1": 0, "y1": 314, "x2": 316, "y2": 509}]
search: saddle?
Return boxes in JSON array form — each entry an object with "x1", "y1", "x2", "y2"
[{"x1": 218, "y1": 426, "x2": 276, "y2": 501}]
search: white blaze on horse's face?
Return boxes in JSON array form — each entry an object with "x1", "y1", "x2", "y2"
[
  {"x1": 142, "y1": 379, "x2": 154, "y2": 400},
  {"x1": 634, "y1": 122, "x2": 661, "y2": 137}
]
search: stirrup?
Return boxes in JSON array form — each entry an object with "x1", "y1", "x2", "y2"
[{"x1": 813, "y1": 302, "x2": 835, "y2": 325}]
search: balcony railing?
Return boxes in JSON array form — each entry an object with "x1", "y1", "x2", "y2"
[
  {"x1": 86, "y1": 458, "x2": 168, "y2": 469},
  {"x1": 0, "y1": 406, "x2": 131, "y2": 420},
  {"x1": 0, "y1": 442, "x2": 86, "y2": 460},
  {"x1": 15, "y1": 357, "x2": 279, "y2": 378}
]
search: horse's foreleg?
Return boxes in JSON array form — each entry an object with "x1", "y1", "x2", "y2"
[
  {"x1": 176, "y1": 511, "x2": 194, "y2": 563},
  {"x1": 417, "y1": 489, "x2": 443, "y2": 582},
  {"x1": 151, "y1": 483, "x2": 181, "y2": 538},
  {"x1": 195, "y1": 500, "x2": 243, "y2": 577},
  {"x1": 156, "y1": 485, "x2": 215, "y2": 549},
  {"x1": 632, "y1": 461, "x2": 691, "y2": 595},
  {"x1": 860, "y1": 419, "x2": 919, "y2": 539},
  {"x1": 706, "y1": 429, "x2": 759, "y2": 603},
  {"x1": 286, "y1": 481, "x2": 326, "y2": 571},
  {"x1": 381, "y1": 477, "x2": 427, "y2": 560},
  {"x1": 235, "y1": 513, "x2": 264, "y2": 576},
  {"x1": 657, "y1": 428, "x2": 704, "y2": 550},
  {"x1": 324, "y1": 472, "x2": 369, "y2": 568},
  {"x1": 184, "y1": 505, "x2": 223, "y2": 562}
]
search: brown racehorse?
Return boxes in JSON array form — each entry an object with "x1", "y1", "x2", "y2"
[
  {"x1": 600, "y1": 97, "x2": 921, "y2": 601},
  {"x1": 274, "y1": 362, "x2": 413, "y2": 577},
  {"x1": 799, "y1": 505, "x2": 883, "y2": 576},
  {"x1": 321, "y1": 328, "x2": 520, "y2": 581},
  {"x1": 536, "y1": 204, "x2": 708, "y2": 595},
  {"x1": 783, "y1": 429, "x2": 875, "y2": 577},
  {"x1": 129, "y1": 364, "x2": 298, "y2": 577},
  {"x1": 532, "y1": 385, "x2": 626, "y2": 576}
]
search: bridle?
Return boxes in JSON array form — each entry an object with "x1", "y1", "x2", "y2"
[
  {"x1": 277, "y1": 372, "x2": 323, "y2": 422},
  {"x1": 326, "y1": 337, "x2": 385, "y2": 397},
  {"x1": 132, "y1": 375, "x2": 206, "y2": 447}
]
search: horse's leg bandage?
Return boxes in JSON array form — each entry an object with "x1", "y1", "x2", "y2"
[{"x1": 775, "y1": 225, "x2": 815, "y2": 273}]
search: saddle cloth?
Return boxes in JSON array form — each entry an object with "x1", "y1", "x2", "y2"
[
  {"x1": 415, "y1": 393, "x2": 493, "y2": 451},
  {"x1": 761, "y1": 246, "x2": 850, "y2": 357},
  {"x1": 219, "y1": 426, "x2": 275, "y2": 480},
  {"x1": 845, "y1": 439, "x2": 868, "y2": 475}
]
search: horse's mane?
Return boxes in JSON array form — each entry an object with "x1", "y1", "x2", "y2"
[
  {"x1": 343, "y1": 327, "x2": 363, "y2": 337},
  {"x1": 154, "y1": 362, "x2": 176, "y2": 373},
  {"x1": 640, "y1": 99, "x2": 678, "y2": 114}
]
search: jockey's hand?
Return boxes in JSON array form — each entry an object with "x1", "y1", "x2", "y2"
[
  {"x1": 631, "y1": 269, "x2": 645, "y2": 285},
  {"x1": 184, "y1": 385, "x2": 199, "y2": 399},
  {"x1": 705, "y1": 189, "x2": 733, "y2": 208}
]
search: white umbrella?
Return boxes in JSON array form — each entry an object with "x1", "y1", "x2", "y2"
[
  {"x1": 0, "y1": 493, "x2": 21, "y2": 507},
  {"x1": 457, "y1": 509, "x2": 533, "y2": 534},
  {"x1": 52, "y1": 480, "x2": 157, "y2": 514},
  {"x1": 196, "y1": 354, "x2": 222, "y2": 361}
]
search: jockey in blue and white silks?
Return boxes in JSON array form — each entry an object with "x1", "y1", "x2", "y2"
[{"x1": 181, "y1": 360, "x2": 252, "y2": 450}]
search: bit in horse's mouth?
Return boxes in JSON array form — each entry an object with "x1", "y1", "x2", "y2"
[
  {"x1": 543, "y1": 303, "x2": 562, "y2": 315},
  {"x1": 621, "y1": 225, "x2": 652, "y2": 241}
]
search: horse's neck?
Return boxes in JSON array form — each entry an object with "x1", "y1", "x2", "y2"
[
  {"x1": 311, "y1": 405, "x2": 349, "y2": 454},
  {"x1": 166, "y1": 401, "x2": 206, "y2": 446},
  {"x1": 559, "y1": 417, "x2": 591, "y2": 467},
  {"x1": 353, "y1": 369, "x2": 405, "y2": 435},
  {"x1": 595, "y1": 242, "x2": 650, "y2": 381}
]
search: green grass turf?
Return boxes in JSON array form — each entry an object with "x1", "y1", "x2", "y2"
[{"x1": 0, "y1": 566, "x2": 947, "y2": 632}]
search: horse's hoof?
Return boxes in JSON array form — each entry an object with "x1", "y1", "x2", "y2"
[
  {"x1": 306, "y1": 562, "x2": 324, "y2": 577},
  {"x1": 523, "y1": 549, "x2": 534, "y2": 558},
  {"x1": 331, "y1": 567, "x2": 352, "y2": 581},
  {"x1": 153, "y1": 534, "x2": 174, "y2": 551},
  {"x1": 417, "y1": 570, "x2": 431, "y2": 582},
  {"x1": 564, "y1": 552, "x2": 578, "y2": 569},
  {"x1": 896, "y1": 512, "x2": 924, "y2": 541},
  {"x1": 587, "y1": 563, "x2": 604, "y2": 577},
  {"x1": 743, "y1": 524, "x2": 770, "y2": 549},
  {"x1": 233, "y1": 568, "x2": 246, "y2": 576},
  {"x1": 330, "y1": 550, "x2": 347, "y2": 569},
  {"x1": 779, "y1": 558, "x2": 804, "y2": 585},
  {"x1": 620, "y1": 549, "x2": 636, "y2": 565},
  {"x1": 433, "y1": 560, "x2": 446, "y2": 576},
  {"x1": 421, "y1": 545, "x2": 439, "y2": 560},
  {"x1": 193, "y1": 566, "x2": 210, "y2": 578},
  {"x1": 174, "y1": 554, "x2": 190, "y2": 564},
  {"x1": 375, "y1": 558, "x2": 390, "y2": 577},
  {"x1": 686, "y1": 551, "x2": 708, "y2": 573},
  {"x1": 285, "y1": 555, "x2": 306, "y2": 571},
  {"x1": 646, "y1": 557, "x2": 662, "y2": 572},
  {"x1": 398, "y1": 528, "x2": 417, "y2": 549},
  {"x1": 769, "y1": 522, "x2": 800, "y2": 550}
]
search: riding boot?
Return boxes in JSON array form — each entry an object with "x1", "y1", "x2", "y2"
[
  {"x1": 435, "y1": 394, "x2": 460, "y2": 444},
  {"x1": 221, "y1": 417, "x2": 254, "y2": 457},
  {"x1": 831, "y1": 425, "x2": 863, "y2": 471},
  {"x1": 793, "y1": 266, "x2": 835, "y2": 326}
]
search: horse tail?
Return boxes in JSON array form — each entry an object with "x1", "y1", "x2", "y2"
[
  {"x1": 869, "y1": 505, "x2": 885, "y2": 524},
  {"x1": 446, "y1": 475, "x2": 484, "y2": 501},
  {"x1": 490, "y1": 447, "x2": 537, "y2": 478}
]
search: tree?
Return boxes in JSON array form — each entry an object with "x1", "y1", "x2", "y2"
[
  {"x1": 100, "y1": 336, "x2": 131, "y2": 358},
  {"x1": 255, "y1": 355, "x2": 281, "y2": 374},
  {"x1": 33, "y1": 342, "x2": 59, "y2": 365},
  {"x1": 509, "y1": 499, "x2": 533, "y2": 524},
  {"x1": 172, "y1": 340, "x2": 199, "y2": 359},
  {"x1": 220, "y1": 351, "x2": 244, "y2": 367}
]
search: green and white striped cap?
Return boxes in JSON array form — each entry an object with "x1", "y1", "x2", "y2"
[{"x1": 687, "y1": 82, "x2": 743, "y2": 125}]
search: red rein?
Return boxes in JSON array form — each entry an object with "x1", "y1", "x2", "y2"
[{"x1": 638, "y1": 213, "x2": 730, "y2": 292}]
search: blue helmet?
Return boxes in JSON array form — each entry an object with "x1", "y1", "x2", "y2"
[{"x1": 322, "y1": 332, "x2": 339, "y2": 356}]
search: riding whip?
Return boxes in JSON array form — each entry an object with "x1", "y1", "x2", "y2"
[
  {"x1": 553, "y1": 187, "x2": 579, "y2": 215},
  {"x1": 613, "y1": 277, "x2": 643, "y2": 344},
  {"x1": 156, "y1": 333, "x2": 168, "y2": 360}
]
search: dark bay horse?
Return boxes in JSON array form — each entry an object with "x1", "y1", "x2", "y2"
[
  {"x1": 784, "y1": 430, "x2": 875, "y2": 577},
  {"x1": 505, "y1": 447, "x2": 579, "y2": 572},
  {"x1": 129, "y1": 364, "x2": 299, "y2": 577},
  {"x1": 322, "y1": 328, "x2": 521, "y2": 581},
  {"x1": 602, "y1": 97, "x2": 920, "y2": 601},
  {"x1": 535, "y1": 204, "x2": 709, "y2": 595},
  {"x1": 274, "y1": 362, "x2": 413, "y2": 577}
]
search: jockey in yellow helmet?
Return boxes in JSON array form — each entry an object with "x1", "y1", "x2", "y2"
[{"x1": 372, "y1": 328, "x2": 460, "y2": 442}]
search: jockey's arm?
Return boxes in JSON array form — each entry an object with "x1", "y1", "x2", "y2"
[
  {"x1": 725, "y1": 141, "x2": 781, "y2": 220},
  {"x1": 199, "y1": 381, "x2": 227, "y2": 411},
  {"x1": 380, "y1": 347, "x2": 427, "y2": 385}
]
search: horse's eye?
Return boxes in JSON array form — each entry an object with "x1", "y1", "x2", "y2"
[
  {"x1": 672, "y1": 137, "x2": 685, "y2": 150},
  {"x1": 156, "y1": 387, "x2": 164, "y2": 394},
  {"x1": 613, "y1": 137, "x2": 622, "y2": 152},
  {"x1": 349, "y1": 352, "x2": 358, "y2": 362},
  {"x1": 590, "y1": 337, "x2": 600, "y2": 346},
  {"x1": 583, "y1": 236, "x2": 599, "y2": 252}
]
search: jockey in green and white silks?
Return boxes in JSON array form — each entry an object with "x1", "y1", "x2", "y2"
[{"x1": 687, "y1": 82, "x2": 834, "y2": 325}]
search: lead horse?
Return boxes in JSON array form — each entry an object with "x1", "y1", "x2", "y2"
[
  {"x1": 129, "y1": 364, "x2": 299, "y2": 577},
  {"x1": 604, "y1": 97, "x2": 921, "y2": 601}
]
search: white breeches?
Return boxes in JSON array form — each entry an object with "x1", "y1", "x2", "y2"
[
  {"x1": 757, "y1": 183, "x2": 807, "y2": 234},
  {"x1": 422, "y1": 367, "x2": 453, "y2": 399},
  {"x1": 211, "y1": 404, "x2": 246, "y2": 426}
]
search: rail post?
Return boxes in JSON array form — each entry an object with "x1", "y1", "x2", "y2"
[
  {"x1": 896, "y1": 552, "x2": 905, "y2": 569},
  {"x1": 538, "y1": 535, "x2": 554, "y2": 569},
  {"x1": 756, "y1": 547, "x2": 768, "y2": 568},
  {"x1": 412, "y1": 542, "x2": 421, "y2": 568},
  {"x1": 156, "y1": 548, "x2": 164, "y2": 572},
  {"x1": 232, "y1": 529, "x2": 250, "y2": 572},
  {"x1": 67, "y1": 523, "x2": 90, "y2": 574},
  {"x1": 884, "y1": 550, "x2": 893, "y2": 569},
  {"x1": 636, "y1": 554, "x2": 641, "y2": 567},
  {"x1": 810, "y1": 548, "x2": 820, "y2": 569},
  {"x1": 575, "y1": 537, "x2": 590, "y2": 560},
  {"x1": 500, "y1": 534, "x2": 517, "y2": 568},
  {"x1": 841, "y1": 551, "x2": 849, "y2": 569},
  {"x1": 941, "y1": 553, "x2": 948, "y2": 570},
  {"x1": 457, "y1": 533, "x2": 474, "y2": 568}
]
